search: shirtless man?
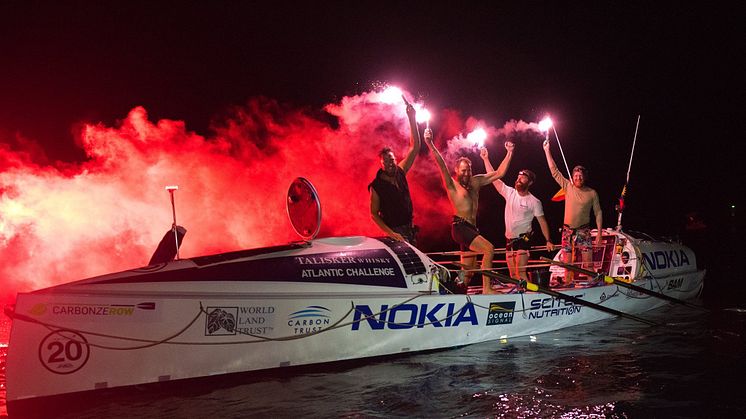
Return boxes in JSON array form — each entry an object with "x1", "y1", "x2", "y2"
[
  {"x1": 543, "y1": 139, "x2": 602, "y2": 285},
  {"x1": 425, "y1": 128, "x2": 513, "y2": 294}
]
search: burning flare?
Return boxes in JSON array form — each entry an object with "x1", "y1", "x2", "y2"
[
  {"x1": 538, "y1": 116, "x2": 553, "y2": 133},
  {"x1": 466, "y1": 127, "x2": 487, "y2": 148}
]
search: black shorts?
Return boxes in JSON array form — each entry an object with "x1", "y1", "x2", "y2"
[
  {"x1": 451, "y1": 216, "x2": 480, "y2": 251},
  {"x1": 506, "y1": 236, "x2": 531, "y2": 251}
]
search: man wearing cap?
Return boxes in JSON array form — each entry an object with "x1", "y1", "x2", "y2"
[
  {"x1": 543, "y1": 139, "x2": 602, "y2": 285},
  {"x1": 369, "y1": 101, "x2": 421, "y2": 244},
  {"x1": 481, "y1": 147, "x2": 555, "y2": 283}
]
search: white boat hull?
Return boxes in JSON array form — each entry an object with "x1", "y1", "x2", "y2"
[
  {"x1": 4, "y1": 234, "x2": 705, "y2": 408},
  {"x1": 6, "y1": 275, "x2": 703, "y2": 403}
]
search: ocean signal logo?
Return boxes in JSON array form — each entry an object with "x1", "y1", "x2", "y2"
[
  {"x1": 528, "y1": 295, "x2": 584, "y2": 319},
  {"x1": 351, "y1": 302, "x2": 478, "y2": 330},
  {"x1": 205, "y1": 307, "x2": 238, "y2": 336},
  {"x1": 486, "y1": 302, "x2": 515, "y2": 325},
  {"x1": 31, "y1": 302, "x2": 156, "y2": 317},
  {"x1": 288, "y1": 306, "x2": 331, "y2": 335},
  {"x1": 642, "y1": 249, "x2": 690, "y2": 270}
]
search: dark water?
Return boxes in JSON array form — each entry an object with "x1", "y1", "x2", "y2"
[{"x1": 2, "y1": 226, "x2": 744, "y2": 418}]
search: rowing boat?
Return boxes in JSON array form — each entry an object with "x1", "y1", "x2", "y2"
[{"x1": 3, "y1": 178, "x2": 705, "y2": 414}]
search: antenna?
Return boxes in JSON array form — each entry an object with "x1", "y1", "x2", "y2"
[
  {"x1": 165, "y1": 185, "x2": 180, "y2": 259},
  {"x1": 616, "y1": 115, "x2": 641, "y2": 231}
]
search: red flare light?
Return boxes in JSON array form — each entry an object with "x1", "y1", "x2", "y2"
[
  {"x1": 466, "y1": 127, "x2": 487, "y2": 148},
  {"x1": 538, "y1": 116, "x2": 553, "y2": 133},
  {"x1": 375, "y1": 86, "x2": 404, "y2": 105},
  {"x1": 415, "y1": 106, "x2": 431, "y2": 124}
]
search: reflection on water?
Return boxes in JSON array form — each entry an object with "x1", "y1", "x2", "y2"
[{"x1": 1, "y1": 301, "x2": 744, "y2": 418}]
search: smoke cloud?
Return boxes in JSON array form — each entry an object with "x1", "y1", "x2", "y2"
[{"x1": 0, "y1": 88, "x2": 543, "y2": 303}]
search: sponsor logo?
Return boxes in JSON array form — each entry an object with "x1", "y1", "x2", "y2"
[
  {"x1": 288, "y1": 251, "x2": 406, "y2": 287},
  {"x1": 486, "y1": 302, "x2": 515, "y2": 325},
  {"x1": 288, "y1": 306, "x2": 331, "y2": 335},
  {"x1": 205, "y1": 305, "x2": 276, "y2": 336},
  {"x1": 30, "y1": 302, "x2": 156, "y2": 317},
  {"x1": 300, "y1": 267, "x2": 397, "y2": 278},
  {"x1": 667, "y1": 277, "x2": 684, "y2": 290},
  {"x1": 642, "y1": 249, "x2": 690, "y2": 270},
  {"x1": 351, "y1": 302, "x2": 478, "y2": 330},
  {"x1": 38, "y1": 330, "x2": 90, "y2": 375},
  {"x1": 205, "y1": 307, "x2": 238, "y2": 335},
  {"x1": 528, "y1": 295, "x2": 584, "y2": 319}
]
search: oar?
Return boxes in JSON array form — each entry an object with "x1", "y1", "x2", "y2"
[
  {"x1": 453, "y1": 262, "x2": 661, "y2": 326},
  {"x1": 540, "y1": 257, "x2": 707, "y2": 311}
]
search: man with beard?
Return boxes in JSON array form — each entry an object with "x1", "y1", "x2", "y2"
[
  {"x1": 425, "y1": 129, "x2": 513, "y2": 294},
  {"x1": 543, "y1": 139, "x2": 602, "y2": 286},
  {"x1": 481, "y1": 147, "x2": 555, "y2": 283},
  {"x1": 369, "y1": 101, "x2": 421, "y2": 244}
]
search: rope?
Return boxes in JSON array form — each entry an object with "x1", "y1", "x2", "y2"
[
  {"x1": 12, "y1": 303, "x2": 207, "y2": 351},
  {"x1": 8, "y1": 292, "x2": 486, "y2": 350}
]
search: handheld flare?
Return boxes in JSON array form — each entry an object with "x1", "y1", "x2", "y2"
[
  {"x1": 538, "y1": 116, "x2": 553, "y2": 141},
  {"x1": 378, "y1": 86, "x2": 403, "y2": 104},
  {"x1": 467, "y1": 127, "x2": 487, "y2": 148},
  {"x1": 416, "y1": 106, "x2": 432, "y2": 128}
]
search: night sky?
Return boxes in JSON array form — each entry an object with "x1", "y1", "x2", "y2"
[{"x1": 1, "y1": 2, "x2": 744, "y2": 251}]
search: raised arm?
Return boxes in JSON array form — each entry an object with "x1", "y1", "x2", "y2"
[
  {"x1": 543, "y1": 139, "x2": 567, "y2": 188},
  {"x1": 476, "y1": 141, "x2": 514, "y2": 187},
  {"x1": 480, "y1": 147, "x2": 504, "y2": 193},
  {"x1": 399, "y1": 100, "x2": 421, "y2": 174},
  {"x1": 424, "y1": 128, "x2": 456, "y2": 192}
]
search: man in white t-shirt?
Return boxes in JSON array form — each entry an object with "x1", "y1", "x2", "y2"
[{"x1": 481, "y1": 147, "x2": 555, "y2": 282}]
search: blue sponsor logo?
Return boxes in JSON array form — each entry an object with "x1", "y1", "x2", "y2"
[
  {"x1": 288, "y1": 306, "x2": 331, "y2": 335},
  {"x1": 642, "y1": 249, "x2": 690, "y2": 270},
  {"x1": 528, "y1": 295, "x2": 584, "y2": 319},
  {"x1": 351, "y1": 302, "x2": 478, "y2": 330}
]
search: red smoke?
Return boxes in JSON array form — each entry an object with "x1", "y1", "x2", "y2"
[{"x1": 0, "y1": 88, "x2": 543, "y2": 303}]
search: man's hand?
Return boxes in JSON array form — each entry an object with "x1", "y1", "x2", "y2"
[
  {"x1": 595, "y1": 234, "x2": 603, "y2": 245},
  {"x1": 505, "y1": 141, "x2": 515, "y2": 152},
  {"x1": 405, "y1": 102, "x2": 416, "y2": 120},
  {"x1": 542, "y1": 139, "x2": 550, "y2": 152},
  {"x1": 424, "y1": 128, "x2": 433, "y2": 144},
  {"x1": 546, "y1": 241, "x2": 555, "y2": 252},
  {"x1": 479, "y1": 147, "x2": 488, "y2": 160}
]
